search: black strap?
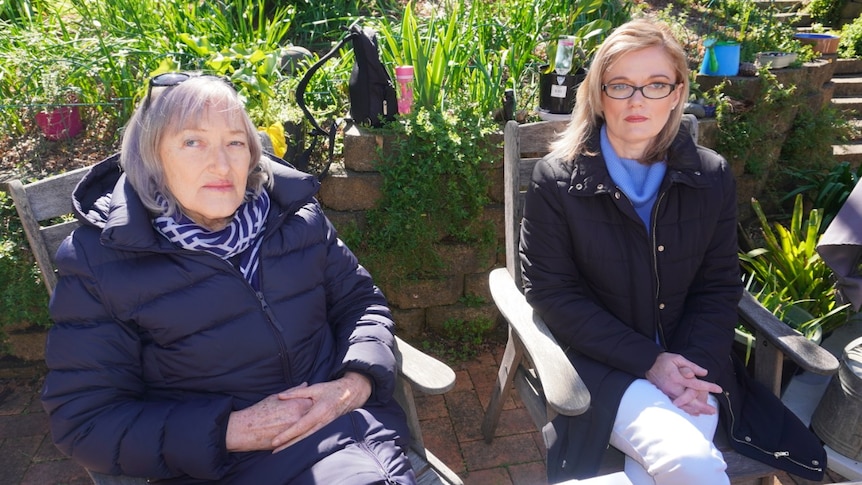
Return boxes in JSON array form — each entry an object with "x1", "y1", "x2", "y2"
[
  {"x1": 294, "y1": 31, "x2": 356, "y2": 179},
  {"x1": 295, "y1": 33, "x2": 353, "y2": 135}
]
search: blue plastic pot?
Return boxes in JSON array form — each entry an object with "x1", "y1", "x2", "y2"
[{"x1": 700, "y1": 41, "x2": 741, "y2": 76}]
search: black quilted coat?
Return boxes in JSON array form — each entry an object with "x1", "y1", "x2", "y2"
[{"x1": 521, "y1": 125, "x2": 826, "y2": 482}]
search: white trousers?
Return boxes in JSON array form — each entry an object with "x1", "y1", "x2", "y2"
[{"x1": 605, "y1": 379, "x2": 730, "y2": 485}]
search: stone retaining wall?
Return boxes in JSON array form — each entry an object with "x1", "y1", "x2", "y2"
[{"x1": 318, "y1": 126, "x2": 504, "y2": 340}]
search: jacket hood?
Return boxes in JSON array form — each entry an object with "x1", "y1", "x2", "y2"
[{"x1": 72, "y1": 152, "x2": 321, "y2": 249}]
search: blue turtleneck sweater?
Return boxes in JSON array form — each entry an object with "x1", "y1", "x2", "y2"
[{"x1": 600, "y1": 125, "x2": 667, "y2": 229}]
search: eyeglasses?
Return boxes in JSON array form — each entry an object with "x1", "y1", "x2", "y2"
[
  {"x1": 601, "y1": 82, "x2": 678, "y2": 100},
  {"x1": 143, "y1": 72, "x2": 235, "y2": 110}
]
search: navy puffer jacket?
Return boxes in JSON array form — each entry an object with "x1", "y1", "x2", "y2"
[{"x1": 41, "y1": 154, "x2": 413, "y2": 484}]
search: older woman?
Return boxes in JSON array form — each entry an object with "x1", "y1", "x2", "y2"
[
  {"x1": 41, "y1": 73, "x2": 415, "y2": 484},
  {"x1": 521, "y1": 20, "x2": 826, "y2": 484}
]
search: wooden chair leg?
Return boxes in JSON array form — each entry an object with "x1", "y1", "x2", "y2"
[{"x1": 481, "y1": 326, "x2": 525, "y2": 442}]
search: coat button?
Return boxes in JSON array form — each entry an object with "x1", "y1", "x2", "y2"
[
  {"x1": 658, "y1": 303, "x2": 665, "y2": 310},
  {"x1": 657, "y1": 245, "x2": 665, "y2": 252},
  {"x1": 812, "y1": 460, "x2": 820, "y2": 466},
  {"x1": 694, "y1": 171, "x2": 701, "y2": 176},
  {"x1": 745, "y1": 436, "x2": 752, "y2": 442},
  {"x1": 614, "y1": 191, "x2": 621, "y2": 199},
  {"x1": 597, "y1": 183, "x2": 605, "y2": 190},
  {"x1": 575, "y1": 183, "x2": 583, "y2": 190}
]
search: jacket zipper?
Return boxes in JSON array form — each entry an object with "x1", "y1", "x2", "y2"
[
  {"x1": 719, "y1": 391, "x2": 823, "y2": 473},
  {"x1": 208, "y1": 253, "x2": 294, "y2": 385},
  {"x1": 651, "y1": 190, "x2": 668, "y2": 347}
]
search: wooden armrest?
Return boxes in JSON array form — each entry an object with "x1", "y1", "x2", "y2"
[
  {"x1": 395, "y1": 336, "x2": 456, "y2": 395},
  {"x1": 489, "y1": 268, "x2": 590, "y2": 416},
  {"x1": 738, "y1": 291, "x2": 839, "y2": 375}
]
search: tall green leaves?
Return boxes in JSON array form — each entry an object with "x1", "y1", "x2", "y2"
[
  {"x1": 740, "y1": 194, "x2": 850, "y2": 336},
  {"x1": 376, "y1": 0, "x2": 474, "y2": 112},
  {"x1": 374, "y1": 0, "x2": 626, "y2": 117}
]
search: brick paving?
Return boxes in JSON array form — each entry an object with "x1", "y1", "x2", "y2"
[{"x1": 0, "y1": 344, "x2": 856, "y2": 485}]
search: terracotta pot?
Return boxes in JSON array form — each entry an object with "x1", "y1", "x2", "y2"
[
  {"x1": 35, "y1": 106, "x2": 83, "y2": 140},
  {"x1": 794, "y1": 33, "x2": 840, "y2": 55}
]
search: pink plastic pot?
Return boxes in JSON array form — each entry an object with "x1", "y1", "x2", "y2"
[{"x1": 35, "y1": 106, "x2": 83, "y2": 140}]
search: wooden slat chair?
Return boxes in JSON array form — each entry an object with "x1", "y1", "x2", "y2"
[
  {"x1": 8, "y1": 164, "x2": 463, "y2": 485},
  {"x1": 481, "y1": 118, "x2": 841, "y2": 485}
]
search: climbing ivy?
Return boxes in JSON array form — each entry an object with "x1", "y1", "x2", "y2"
[{"x1": 343, "y1": 103, "x2": 498, "y2": 286}]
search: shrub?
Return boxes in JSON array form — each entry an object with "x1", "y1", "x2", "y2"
[
  {"x1": 839, "y1": 15, "x2": 862, "y2": 58},
  {"x1": 0, "y1": 191, "x2": 51, "y2": 346}
]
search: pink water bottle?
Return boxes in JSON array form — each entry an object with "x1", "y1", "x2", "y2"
[{"x1": 395, "y1": 65, "x2": 414, "y2": 114}]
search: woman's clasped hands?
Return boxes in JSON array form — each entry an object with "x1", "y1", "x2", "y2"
[
  {"x1": 225, "y1": 372, "x2": 372, "y2": 453},
  {"x1": 645, "y1": 352, "x2": 723, "y2": 417}
]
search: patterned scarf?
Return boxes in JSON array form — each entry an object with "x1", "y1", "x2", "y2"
[{"x1": 153, "y1": 190, "x2": 270, "y2": 287}]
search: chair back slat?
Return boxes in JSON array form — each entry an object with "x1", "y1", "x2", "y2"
[
  {"x1": 8, "y1": 166, "x2": 89, "y2": 296},
  {"x1": 20, "y1": 166, "x2": 89, "y2": 222},
  {"x1": 503, "y1": 119, "x2": 567, "y2": 287},
  {"x1": 43, "y1": 220, "x2": 83, "y2": 262}
]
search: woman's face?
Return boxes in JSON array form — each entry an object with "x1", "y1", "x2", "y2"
[
  {"x1": 600, "y1": 46, "x2": 681, "y2": 160},
  {"x1": 159, "y1": 107, "x2": 251, "y2": 231}
]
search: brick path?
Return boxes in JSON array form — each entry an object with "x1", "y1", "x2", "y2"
[{"x1": 0, "y1": 344, "x2": 855, "y2": 485}]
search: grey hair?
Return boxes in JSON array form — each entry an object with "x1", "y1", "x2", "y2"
[
  {"x1": 120, "y1": 74, "x2": 272, "y2": 217},
  {"x1": 551, "y1": 19, "x2": 690, "y2": 164}
]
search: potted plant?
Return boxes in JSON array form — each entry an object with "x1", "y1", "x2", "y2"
[
  {"x1": 538, "y1": 19, "x2": 611, "y2": 116},
  {"x1": 30, "y1": 67, "x2": 84, "y2": 141},
  {"x1": 795, "y1": 32, "x2": 841, "y2": 55}
]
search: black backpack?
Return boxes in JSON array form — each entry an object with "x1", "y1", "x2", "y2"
[{"x1": 294, "y1": 22, "x2": 398, "y2": 177}]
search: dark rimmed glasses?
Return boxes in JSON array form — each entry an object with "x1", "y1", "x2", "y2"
[
  {"x1": 601, "y1": 82, "x2": 678, "y2": 100},
  {"x1": 143, "y1": 72, "x2": 235, "y2": 110}
]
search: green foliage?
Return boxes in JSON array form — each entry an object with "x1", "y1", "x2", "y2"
[
  {"x1": 377, "y1": 0, "x2": 481, "y2": 113},
  {"x1": 0, "y1": 0, "x2": 43, "y2": 23},
  {"x1": 696, "y1": 0, "x2": 808, "y2": 62},
  {"x1": 805, "y1": 0, "x2": 846, "y2": 28},
  {"x1": 375, "y1": 0, "x2": 625, "y2": 118},
  {"x1": 349, "y1": 105, "x2": 496, "y2": 285},
  {"x1": 276, "y1": 0, "x2": 379, "y2": 49},
  {"x1": 780, "y1": 105, "x2": 855, "y2": 172},
  {"x1": 0, "y1": 191, "x2": 51, "y2": 341},
  {"x1": 0, "y1": 0, "x2": 297, "y2": 133},
  {"x1": 422, "y1": 316, "x2": 495, "y2": 362},
  {"x1": 714, "y1": 67, "x2": 797, "y2": 175},
  {"x1": 839, "y1": 15, "x2": 862, "y2": 58},
  {"x1": 782, "y1": 162, "x2": 862, "y2": 230},
  {"x1": 740, "y1": 194, "x2": 851, "y2": 337}
]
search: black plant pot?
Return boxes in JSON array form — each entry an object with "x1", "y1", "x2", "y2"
[{"x1": 539, "y1": 65, "x2": 586, "y2": 115}]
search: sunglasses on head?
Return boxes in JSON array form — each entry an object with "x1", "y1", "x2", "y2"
[{"x1": 143, "y1": 72, "x2": 236, "y2": 111}]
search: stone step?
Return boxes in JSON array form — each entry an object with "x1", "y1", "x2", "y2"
[
  {"x1": 835, "y1": 58, "x2": 862, "y2": 76},
  {"x1": 832, "y1": 75, "x2": 862, "y2": 97},
  {"x1": 755, "y1": 0, "x2": 804, "y2": 12},
  {"x1": 831, "y1": 96, "x2": 862, "y2": 115},
  {"x1": 833, "y1": 141, "x2": 862, "y2": 166},
  {"x1": 775, "y1": 11, "x2": 811, "y2": 26}
]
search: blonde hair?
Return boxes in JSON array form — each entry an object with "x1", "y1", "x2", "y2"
[
  {"x1": 551, "y1": 19, "x2": 690, "y2": 164},
  {"x1": 120, "y1": 74, "x2": 272, "y2": 216}
]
